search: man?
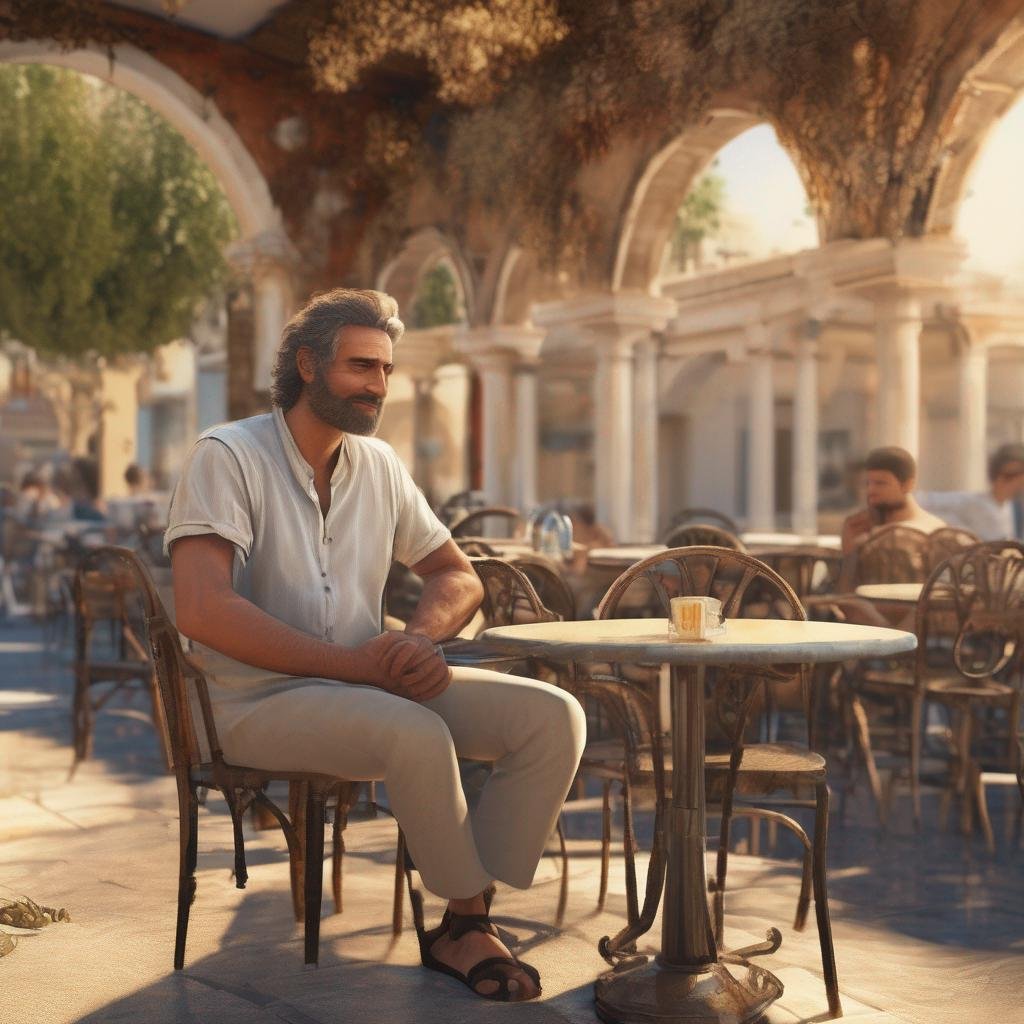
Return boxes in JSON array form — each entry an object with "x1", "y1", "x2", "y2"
[
  {"x1": 165, "y1": 288, "x2": 585, "y2": 1003},
  {"x1": 841, "y1": 446, "x2": 945, "y2": 555},
  {"x1": 918, "y1": 443, "x2": 1024, "y2": 541}
]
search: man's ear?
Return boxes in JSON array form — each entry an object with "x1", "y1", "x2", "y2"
[
  {"x1": 296, "y1": 347, "x2": 318, "y2": 384},
  {"x1": 903, "y1": 477, "x2": 915, "y2": 496}
]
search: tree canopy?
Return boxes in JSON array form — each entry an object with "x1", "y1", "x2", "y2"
[
  {"x1": 0, "y1": 64, "x2": 236, "y2": 360},
  {"x1": 668, "y1": 170, "x2": 725, "y2": 272}
]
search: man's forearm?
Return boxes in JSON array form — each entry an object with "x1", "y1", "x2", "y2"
[
  {"x1": 404, "y1": 569, "x2": 482, "y2": 640},
  {"x1": 179, "y1": 584, "x2": 362, "y2": 681}
]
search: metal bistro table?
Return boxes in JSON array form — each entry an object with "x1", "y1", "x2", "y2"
[{"x1": 480, "y1": 617, "x2": 917, "y2": 1024}]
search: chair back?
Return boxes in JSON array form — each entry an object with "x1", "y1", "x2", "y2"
[
  {"x1": 507, "y1": 552, "x2": 577, "y2": 621},
  {"x1": 845, "y1": 524, "x2": 930, "y2": 588},
  {"x1": 753, "y1": 546, "x2": 843, "y2": 600},
  {"x1": 470, "y1": 557, "x2": 561, "y2": 631},
  {"x1": 925, "y1": 527, "x2": 981, "y2": 573},
  {"x1": 454, "y1": 537, "x2": 498, "y2": 557},
  {"x1": 75, "y1": 546, "x2": 217, "y2": 774},
  {"x1": 917, "y1": 541, "x2": 1024, "y2": 683},
  {"x1": 661, "y1": 523, "x2": 746, "y2": 552},
  {"x1": 663, "y1": 507, "x2": 739, "y2": 536},
  {"x1": 451, "y1": 507, "x2": 521, "y2": 538}
]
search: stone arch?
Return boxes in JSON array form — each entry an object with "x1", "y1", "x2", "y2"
[
  {"x1": 491, "y1": 244, "x2": 559, "y2": 326},
  {"x1": 0, "y1": 40, "x2": 283, "y2": 241},
  {"x1": 925, "y1": 18, "x2": 1024, "y2": 236},
  {"x1": 376, "y1": 227, "x2": 475, "y2": 325}
]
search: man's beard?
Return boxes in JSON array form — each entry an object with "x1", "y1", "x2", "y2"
[{"x1": 305, "y1": 367, "x2": 382, "y2": 435}]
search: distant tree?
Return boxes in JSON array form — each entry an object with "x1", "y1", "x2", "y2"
[
  {"x1": 668, "y1": 169, "x2": 725, "y2": 272},
  {"x1": 0, "y1": 65, "x2": 236, "y2": 360},
  {"x1": 411, "y1": 261, "x2": 462, "y2": 328}
]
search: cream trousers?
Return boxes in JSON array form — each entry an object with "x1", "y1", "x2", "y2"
[{"x1": 216, "y1": 668, "x2": 587, "y2": 899}]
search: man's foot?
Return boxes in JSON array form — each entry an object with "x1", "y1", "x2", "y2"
[{"x1": 428, "y1": 916, "x2": 541, "y2": 1001}]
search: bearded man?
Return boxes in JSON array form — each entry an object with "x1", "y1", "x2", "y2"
[{"x1": 165, "y1": 288, "x2": 585, "y2": 1002}]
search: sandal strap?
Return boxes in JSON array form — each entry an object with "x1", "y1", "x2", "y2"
[
  {"x1": 448, "y1": 912, "x2": 499, "y2": 942},
  {"x1": 466, "y1": 955, "x2": 530, "y2": 992}
]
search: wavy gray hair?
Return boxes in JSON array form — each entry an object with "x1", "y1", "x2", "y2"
[{"x1": 271, "y1": 288, "x2": 405, "y2": 410}]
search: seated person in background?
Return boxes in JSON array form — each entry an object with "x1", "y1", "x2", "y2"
[
  {"x1": 841, "y1": 446, "x2": 945, "y2": 556},
  {"x1": 917, "y1": 443, "x2": 1024, "y2": 541},
  {"x1": 68, "y1": 457, "x2": 106, "y2": 522},
  {"x1": 567, "y1": 502, "x2": 614, "y2": 575},
  {"x1": 123, "y1": 463, "x2": 151, "y2": 497}
]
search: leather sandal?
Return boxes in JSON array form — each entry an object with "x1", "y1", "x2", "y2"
[{"x1": 410, "y1": 889, "x2": 541, "y2": 1002}]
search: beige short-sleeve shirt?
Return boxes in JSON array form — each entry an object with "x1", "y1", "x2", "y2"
[{"x1": 164, "y1": 406, "x2": 450, "y2": 706}]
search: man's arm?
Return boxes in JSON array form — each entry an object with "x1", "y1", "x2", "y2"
[
  {"x1": 171, "y1": 534, "x2": 444, "y2": 693},
  {"x1": 840, "y1": 509, "x2": 873, "y2": 556},
  {"x1": 404, "y1": 539, "x2": 484, "y2": 641}
]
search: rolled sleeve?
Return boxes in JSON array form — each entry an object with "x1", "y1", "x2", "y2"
[
  {"x1": 164, "y1": 438, "x2": 255, "y2": 560},
  {"x1": 391, "y1": 457, "x2": 450, "y2": 567}
]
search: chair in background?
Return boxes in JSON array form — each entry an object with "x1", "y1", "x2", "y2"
[
  {"x1": 507, "y1": 551, "x2": 577, "y2": 622},
  {"x1": 71, "y1": 555, "x2": 170, "y2": 773},
  {"x1": 580, "y1": 546, "x2": 840, "y2": 1016},
  {"x1": 663, "y1": 507, "x2": 739, "y2": 536},
  {"x1": 926, "y1": 527, "x2": 981, "y2": 573},
  {"x1": 450, "y1": 506, "x2": 521, "y2": 539},
  {"x1": 839, "y1": 523, "x2": 931, "y2": 593},
  {"x1": 454, "y1": 537, "x2": 499, "y2": 557},
  {"x1": 661, "y1": 522, "x2": 747, "y2": 551},
  {"x1": 80, "y1": 546, "x2": 404, "y2": 968}
]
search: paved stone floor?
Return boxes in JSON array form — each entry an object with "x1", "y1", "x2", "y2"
[{"x1": 1, "y1": 619, "x2": 1021, "y2": 1024}]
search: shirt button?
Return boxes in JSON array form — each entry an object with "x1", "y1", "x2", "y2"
[
  {"x1": 321, "y1": 572, "x2": 327, "y2": 578},
  {"x1": 324, "y1": 585, "x2": 331, "y2": 592},
  {"x1": 326, "y1": 537, "x2": 333, "y2": 543}
]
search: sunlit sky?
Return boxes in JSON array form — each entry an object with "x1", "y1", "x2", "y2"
[
  {"x1": 688, "y1": 109, "x2": 1024, "y2": 280},
  {"x1": 956, "y1": 95, "x2": 1024, "y2": 281},
  {"x1": 696, "y1": 124, "x2": 819, "y2": 263}
]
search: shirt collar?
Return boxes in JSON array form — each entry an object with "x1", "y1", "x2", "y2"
[{"x1": 272, "y1": 406, "x2": 350, "y2": 493}]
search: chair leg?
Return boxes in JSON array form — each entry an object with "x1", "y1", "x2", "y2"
[
  {"x1": 173, "y1": 782, "x2": 199, "y2": 971},
  {"x1": 909, "y1": 693, "x2": 924, "y2": 829},
  {"x1": 956, "y1": 708, "x2": 974, "y2": 837},
  {"x1": 849, "y1": 693, "x2": 885, "y2": 825},
  {"x1": 392, "y1": 828, "x2": 406, "y2": 936},
  {"x1": 289, "y1": 782, "x2": 308, "y2": 923},
  {"x1": 812, "y1": 784, "x2": 841, "y2": 1019},
  {"x1": 621, "y1": 779, "x2": 639, "y2": 927},
  {"x1": 304, "y1": 788, "x2": 326, "y2": 967},
  {"x1": 972, "y1": 763, "x2": 995, "y2": 854},
  {"x1": 331, "y1": 799, "x2": 345, "y2": 915},
  {"x1": 554, "y1": 817, "x2": 569, "y2": 927},
  {"x1": 713, "y1": 800, "x2": 734, "y2": 948},
  {"x1": 793, "y1": 839, "x2": 813, "y2": 933},
  {"x1": 597, "y1": 780, "x2": 611, "y2": 912}
]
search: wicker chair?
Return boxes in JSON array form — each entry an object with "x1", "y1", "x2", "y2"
[
  {"x1": 862, "y1": 542, "x2": 1024, "y2": 846},
  {"x1": 661, "y1": 523, "x2": 747, "y2": 551},
  {"x1": 663, "y1": 507, "x2": 740, "y2": 536},
  {"x1": 80, "y1": 546, "x2": 403, "y2": 968},
  {"x1": 839, "y1": 523, "x2": 931, "y2": 593},
  {"x1": 580, "y1": 546, "x2": 840, "y2": 1016},
  {"x1": 71, "y1": 555, "x2": 171, "y2": 773},
  {"x1": 450, "y1": 506, "x2": 521, "y2": 539},
  {"x1": 506, "y1": 551, "x2": 577, "y2": 622},
  {"x1": 925, "y1": 527, "x2": 981, "y2": 573}
]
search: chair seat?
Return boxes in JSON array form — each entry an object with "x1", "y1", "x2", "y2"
[
  {"x1": 860, "y1": 667, "x2": 916, "y2": 691},
  {"x1": 582, "y1": 739, "x2": 825, "y2": 784},
  {"x1": 924, "y1": 676, "x2": 1015, "y2": 701}
]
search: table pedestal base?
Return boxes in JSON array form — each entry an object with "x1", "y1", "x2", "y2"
[{"x1": 594, "y1": 960, "x2": 783, "y2": 1024}]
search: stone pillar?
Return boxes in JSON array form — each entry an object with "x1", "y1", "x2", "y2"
[
  {"x1": 633, "y1": 337, "x2": 660, "y2": 542},
  {"x1": 592, "y1": 331, "x2": 636, "y2": 541},
  {"x1": 514, "y1": 363, "x2": 539, "y2": 512},
  {"x1": 747, "y1": 326, "x2": 775, "y2": 530},
  {"x1": 874, "y1": 294, "x2": 922, "y2": 456},
  {"x1": 792, "y1": 327, "x2": 820, "y2": 535},
  {"x1": 411, "y1": 376, "x2": 436, "y2": 500},
  {"x1": 476, "y1": 352, "x2": 515, "y2": 506},
  {"x1": 252, "y1": 268, "x2": 290, "y2": 392},
  {"x1": 957, "y1": 341, "x2": 988, "y2": 492}
]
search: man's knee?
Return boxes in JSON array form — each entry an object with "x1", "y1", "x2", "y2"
[
  {"x1": 525, "y1": 683, "x2": 587, "y2": 761},
  {"x1": 382, "y1": 701, "x2": 456, "y2": 765}
]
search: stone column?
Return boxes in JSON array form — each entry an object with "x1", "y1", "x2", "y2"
[
  {"x1": 592, "y1": 330, "x2": 636, "y2": 541},
  {"x1": 633, "y1": 337, "x2": 661, "y2": 542},
  {"x1": 411, "y1": 377, "x2": 436, "y2": 499},
  {"x1": 746, "y1": 325, "x2": 775, "y2": 531},
  {"x1": 874, "y1": 294, "x2": 922, "y2": 456},
  {"x1": 957, "y1": 340, "x2": 988, "y2": 492},
  {"x1": 399, "y1": 327, "x2": 451, "y2": 500},
  {"x1": 473, "y1": 351, "x2": 514, "y2": 506},
  {"x1": 514, "y1": 363, "x2": 539, "y2": 512},
  {"x1": 792, "y1": 327, "x2": 820, "y2": 536}
]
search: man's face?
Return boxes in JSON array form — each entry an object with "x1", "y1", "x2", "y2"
[
  {"x1": 864, "y1": 469, "x2": 910, "y2": 512},
  {"x1": 302, "y1": 325, "x2": 394, "y2": 435},
  {"x1": 996, "y1": 460, "x2": 1024, "y2": 496}
]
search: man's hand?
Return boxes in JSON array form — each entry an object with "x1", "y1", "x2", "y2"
[
  {"x1": 841, "y1": 509, "x2": 874, "y2": 555},
  {"x1": 352, "y1": 631, "x2": 452, "y2": 702}
]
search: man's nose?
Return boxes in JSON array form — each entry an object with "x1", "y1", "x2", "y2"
[{"x1": 365, "y1": 369, "x2": 388, "y2": 396}]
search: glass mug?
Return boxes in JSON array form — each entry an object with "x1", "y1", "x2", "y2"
[{"x1": 668, "y1": 596, "x2": 727, "y2": 641}]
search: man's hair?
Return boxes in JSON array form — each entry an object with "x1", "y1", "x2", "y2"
[
  {"x1": 864, "y1": 446, "x2": 916, "y2": 484},
  {"x1": 124, "y1": 463, "x2": 144, "y2": 487},
  {"x1": 988, "y1": 443, "x2": 1024, "y2": 482},
  {"x1": 271, "y1": 288, "x2": 404, "y2": 411}
]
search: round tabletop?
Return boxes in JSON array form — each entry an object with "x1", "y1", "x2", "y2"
[
  {"x1": 587, "y1": 545, "x2": 667, "y2": 568},
  {"x1": 481, "y1": 616, "x2": 916, "y2": 666},
  {"x1": 855, "y1": 583, "x2": 924, "y2": 603},
  {"x1": 741, "y1": 531, "x2": 842, "y2": 550}
]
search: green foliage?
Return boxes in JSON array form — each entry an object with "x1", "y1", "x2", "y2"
[
  {"x1": 411, "y1": 261, "x2": 462, "y2": 328},
  {"x1": 668, "y1": 169, "x2": 725, "y2": 270},
  {"x1": 0, "y1": 65, "x2": 236, "y2": 359}
]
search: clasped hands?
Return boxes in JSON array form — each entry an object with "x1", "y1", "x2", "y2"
[{"x1": 355, "y1": 630, "x2": 452, "y2": 702}]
